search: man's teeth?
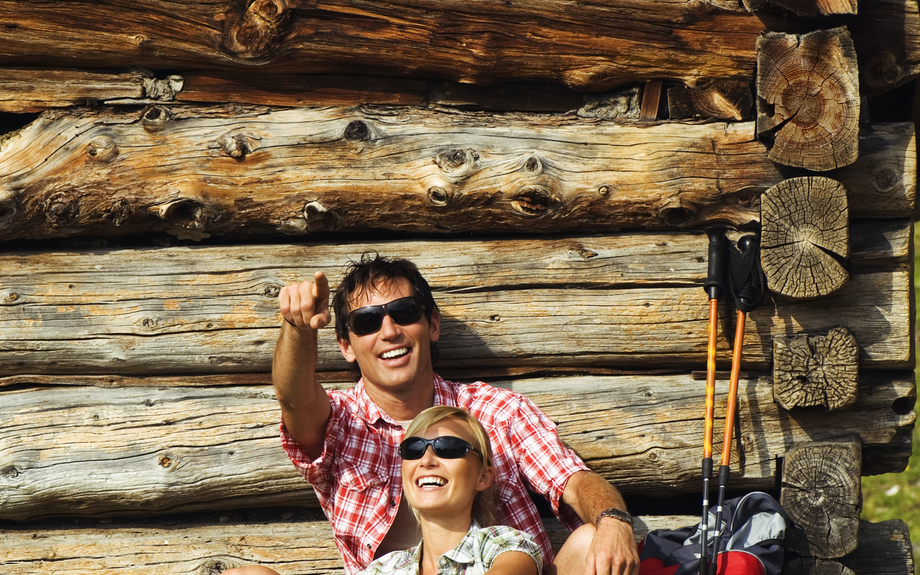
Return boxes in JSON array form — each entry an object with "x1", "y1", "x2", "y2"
[
  {"x1": 382, "y1": 348, "x2": 409, "y2": 359},
  {"x1": 417, "y1": 477, "x2": 446, "y2": 487}
]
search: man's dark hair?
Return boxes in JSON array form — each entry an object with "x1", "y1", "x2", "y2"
[{"x1": 332, "y1": 253, "x2": 439, "y2": 368}]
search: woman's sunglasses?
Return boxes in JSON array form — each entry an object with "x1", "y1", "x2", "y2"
[
  {"x1": 346, "y1": 296, "x2": 424, "y2": 336},
  {"x1": 399, "y1": 436, "x2": 482, "y2": 461}
]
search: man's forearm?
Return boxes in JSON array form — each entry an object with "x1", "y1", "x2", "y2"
[
  {"x1": 272, "y1": 322, "x2": 331, "y2": 457},
  {"x1": 562, "y1": 470, "x2": 630, "y2": 526}
]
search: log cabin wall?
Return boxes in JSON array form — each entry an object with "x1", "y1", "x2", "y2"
[{"x1": 0, "y1": 1, "x2": 917, "y2": 573}]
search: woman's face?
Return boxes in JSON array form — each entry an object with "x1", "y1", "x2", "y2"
[{"x1": 401, "y1": 418, "x2": 493, "y2": 521}]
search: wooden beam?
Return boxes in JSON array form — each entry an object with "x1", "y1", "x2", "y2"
[
  {"x1": 774, "y1": 327, "x2": 860, "y2": 411},
  {"x1": 0, "y1": 372, "x2": 912, "y2": 520},
  {"x1": 0, "y1": 513, "x2": 910, "y2": 574},
  {"x1": 0, "y1": 224, "x2": 911, "y2": 376},
  {"x1": 782, "y1": 441, "x2": 862, "y2": 558},
  {"x1": 0, "y1": 1, "x2": 916, "y2": 95},
  {"x1": 761, "y1": 177, "x2": 850, "y2": 300},
  {"x1": 757, "y1": 28, "x2": 860, "y2": 171},
  {"x1": 0, "y1": 106, "x2": 913, "y2": 241}
]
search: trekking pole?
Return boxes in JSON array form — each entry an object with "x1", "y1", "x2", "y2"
[
  {"x1": 708, "y1": 234, "x2": 765, "y2": 575},
  {"x1": 700, "y1": 228, "x2": 726, "y2": 575}
]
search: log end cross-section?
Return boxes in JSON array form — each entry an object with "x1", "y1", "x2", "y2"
[
  {"x1": 756, "y1": 27, "x2": 859, "y2": 171},
  {"x1": 773, "y1": 326, "x2": 859, "y2": 411},
  {"x1": 781, "y1": 440, "x2": 862, "y2": 559},
  {"x1": 761, "y1": 176, "x2": 849, "y2": 300}
]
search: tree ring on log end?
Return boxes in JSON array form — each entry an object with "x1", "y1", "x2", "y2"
[
  {"x1": 85, "y1": 135, "x2": 119, "y2": 163},
  {"x1": 761, "y1": 176, "x2": 849, "y2": 300},
  {"x1": 511, "y1": 186, "x2": 557, "y2": 217},
  {"x1": 756, "y1": 28, "x2": 859, "y2": 171},
  {"x1": 42, "y1": 191, "x2": 79, "y2": 227},
  {"x1": 141, "y1": 105, "x2": 172, "y2": 132},
  {"x1": 784, "y1": 557, "x2": 855, "y2": 575},
  {"x1": 781, "y1": 440, "x2": 861, "y2": 558},
  {"x1": 773, "y1": 327, "x2": 859, "y2": 411}
]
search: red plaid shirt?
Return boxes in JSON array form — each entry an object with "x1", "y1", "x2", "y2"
[{"x1": 281, "y1": 375, "x2": 590, "y2": 575}]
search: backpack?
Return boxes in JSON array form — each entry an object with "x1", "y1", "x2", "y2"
[{"x1": 638, "y1": 491, "x2": 790, "y2": 575}]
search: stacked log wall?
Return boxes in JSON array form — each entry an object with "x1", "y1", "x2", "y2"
[{"x1": 0, "y1": 1, "x2": 916, "y2": 573}]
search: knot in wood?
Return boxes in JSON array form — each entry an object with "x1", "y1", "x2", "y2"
[
  {"x1": 872, "y1": 167, "x2": 900, "y2": 192},
  {"x1": 43, "y1": 191, "x2": 79, "y2": 227},
  {"x1": 344, "y1": 120, "x2": 372, "y2": 142},
  {"x1": 158, "y1": 199, "x2": 214, "y2": 230},
  {"x1": 511, "y1": 186, "x2": 557, "y2": 217},
  {"x1": 217, "y1": 131, "x2": 261, "y2": 160},
  {"x1": 427, "y1": 186, "x2": 453, "y2": 206},
  {"x1": 435, "y1": 148, "x2": 478, "y2": 180},
  {"x1": 141, "y1": 105, "x2": 172, "y2": 132},
  {"x1": 85, "y1": 135, "x2": 119, "y2": 163},
  {"x1": 523, "y1": 155, "x2": 543, "y2": 175},
  {"x1": 597, "y1": 185, "x2": 611, "y2": 197},
  {"x1": 142, "y1": 74, "x2": 184, "y2": 101},
  {"x1": 302, "y1": 200, "x2": 340, "y2": 232},
  {"x1": 221, "y1": 0, "x2": 290, "y2": 61},
  {"x1": 2, "y1": 465, "x2": 20, "y2": 479},
  {"x1": 864, "y1": 51, "x2": 903, "y2": 92},
  {"x1": 0, "y1": 195, "x2": 17, "y2": 229},
  {"x1": 659, "y1": 204, "x2": 695, "y2": 227},
  {"x1": 104, "y1": 198, "x2": 133, "y2": 226}
]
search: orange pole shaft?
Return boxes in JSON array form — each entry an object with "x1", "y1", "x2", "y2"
[
  {"x1": 703, "y1": 298, "x2": 719, "y2": 459},
  {"x1": 720, "y1": 309, "x2": 746, "y2": 467}
]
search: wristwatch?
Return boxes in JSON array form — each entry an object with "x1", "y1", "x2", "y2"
[{"x1": 597, "y1": 507, "x2": 634, "y2": 529}]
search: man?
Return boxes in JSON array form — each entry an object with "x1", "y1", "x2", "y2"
[{"x1": 230, "y1": 254, "x2": 639, "y2": 575}]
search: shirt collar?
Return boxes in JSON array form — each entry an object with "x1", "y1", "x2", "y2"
[
  {"x1": 354, "y1": 374, "x2": 457, "y2": 425},
  {"x1": 440, "y1": 520, "x2": 481, "y2": 566}
]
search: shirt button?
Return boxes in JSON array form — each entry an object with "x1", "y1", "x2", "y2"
[{"x1": 390, "y1": 500, "x2": 397, "y2": 506}]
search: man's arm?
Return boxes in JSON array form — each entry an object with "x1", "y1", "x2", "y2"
[
  {"x1": 273, "y1": 271, "x2": 333, "y2": 459},
  {"x1": 562, "y1": 470, "x2": 640, "y2": 575}
]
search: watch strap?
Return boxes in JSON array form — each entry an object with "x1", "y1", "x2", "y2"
[{"x1": 596, "y1": 507, "x2": 634, "y2": 529}]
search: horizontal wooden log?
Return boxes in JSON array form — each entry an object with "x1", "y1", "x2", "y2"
[
  {"x1": 0, "y1": 68, "x2": 430, "y2": 113},
  {"x1": 0, "y1": 105, "x2": 914, "y2": 241},
  {"x1": 0, "y1": 1, "x2": 760, "y2": 92},
  {"x1": 0, "y1": 1, "x2": 917, "y2": 94},
  {"x1": 0, "y1": 224, "x2": 911, "y2": 376},
  {"x1": 0, "y1": 371, "x2": 912, "y2": 520},
  {"x1": 849, "y1": 0, "x2": 920, "y2": 94},
  {"x1": 0, "y1": 513, "x2": 909, "y2": 575}
]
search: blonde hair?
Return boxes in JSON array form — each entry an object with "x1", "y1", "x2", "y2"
[{"x1": 402, "y1": 406, "x2": 496, "y2": 526}]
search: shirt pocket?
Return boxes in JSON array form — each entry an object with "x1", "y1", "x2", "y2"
[{"x1": 336, "y1": 462, "x2": 387, "y2": 492}]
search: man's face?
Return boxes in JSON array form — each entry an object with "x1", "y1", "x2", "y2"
[{"x1": 337, "y1": 278, "x2": 440, "y2": 396}]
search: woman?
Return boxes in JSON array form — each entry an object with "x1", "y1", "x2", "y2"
[{"x1": 360, "y1": 405, "x2": 542, "y2": 575}]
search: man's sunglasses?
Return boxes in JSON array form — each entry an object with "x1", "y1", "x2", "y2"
[
  {"x1": 346, "y1": 296, "x2": 424, "y2": 336},
  {"x1": 399, "y1": 436, "x2": 482, "y2": 461}
]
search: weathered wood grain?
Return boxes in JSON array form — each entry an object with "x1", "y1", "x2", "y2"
[
  {"x1": 0, "y1": 105, "x2": 914, "y2": 240},
  {"x1": 0, "y1": 514, "x2": 908, "y2": 575},
  {"x1": 756, "y1": 28, "x2": 859, "y2": 170},
  {"x1": 0, "y1": 372, "x2": 913, "y2": 520},
  {"x1": 782, "y1": 441, "x2": 862, "y2": 558},
  {"x1": 0, "y1": 0, "x2": 761, "y2": 92},
  {"x1": 0, "y1": 68, "x2": 430, "y2": 113},
  {"x1": 0, "y1": 1, "x2": 917, "y2": 95},
  {"x1": 761, "y1": 177, "x2": 850, "y2": 300},
  {"x1": 0, "y1": 224, "x2": 911, "y2": 376}
]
